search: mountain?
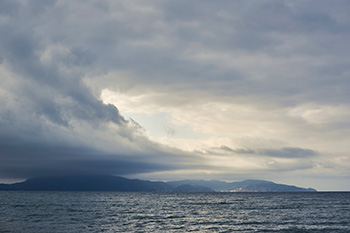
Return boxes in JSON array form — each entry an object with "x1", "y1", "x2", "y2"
[
  {"x1": 167, "y1": 180, "x2": 232, "y2": 191},
  {"x1": 228, "y1": 180, "x2": 317, "y2": 192},
  {"x1": 0, "y1": 175, "x2": 316, "y2": 192},
  {"x1": 0, "y1": 175, "x2": 172, "y2": 192},
  {"x1": 167, "y1": 179, "x2": 316, "y2": 192},
  {"x1": 173, "y1": 184, "x2": 214, "y2": 192}
]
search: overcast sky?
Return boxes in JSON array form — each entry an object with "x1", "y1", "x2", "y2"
[{"x1": 0, "y1": 0, "x2": 349, "y2": 190}]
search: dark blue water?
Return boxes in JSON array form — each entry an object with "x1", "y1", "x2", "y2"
[{"x1": 0, "y1": 192, "x2": 349, "y2": 232}]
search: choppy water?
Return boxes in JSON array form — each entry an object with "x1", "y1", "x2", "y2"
[{"x1": 0, "y1": 191, "x2": 349, "y2": 232}]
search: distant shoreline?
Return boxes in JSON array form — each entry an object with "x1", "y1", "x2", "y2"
[{"x1": 0, "y1": 175, "x2": 318, "y2": 192}]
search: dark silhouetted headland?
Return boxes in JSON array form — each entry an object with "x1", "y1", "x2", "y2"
[{"x1": 0, "y1": 175, "x2": 172, "y2": 192}]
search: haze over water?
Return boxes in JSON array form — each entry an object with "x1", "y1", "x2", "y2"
[{"x1": 1, "y1": 191, "x2": 349, "y2": 232}]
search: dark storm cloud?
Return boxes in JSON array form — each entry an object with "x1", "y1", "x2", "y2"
[
  {"x1": 0, "y1": 0, "x2": 128, "y2": 127},
  {"x1": 0, "y1": 0, "x2": 193, "y2": 179},
  {"x1": 0, "y1": 22, "x2": 124, "y2": 126},
  {"x1": 0, "y1": 136, "x2": 174, "y2": 179}
]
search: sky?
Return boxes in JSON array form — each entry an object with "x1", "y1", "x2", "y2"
[{"x1": 0, "y1": 0, "x2": 349, "y2": 191}]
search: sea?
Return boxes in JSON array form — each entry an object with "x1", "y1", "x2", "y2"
[{"x1": 0, "y1": 191, "x2": 349, "y2": 233}]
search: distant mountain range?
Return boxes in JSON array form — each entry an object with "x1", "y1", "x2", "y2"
[
  {"x1": 167, "y1": 179, "x2": 317, "y2": 192},
  {"x1": 0, "y1": 175, "x2": 317, "y2": 192}
]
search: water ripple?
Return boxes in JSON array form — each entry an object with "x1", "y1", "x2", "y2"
[{"x1": 0, "y1": 191, "x2": 349, "y2": 232}]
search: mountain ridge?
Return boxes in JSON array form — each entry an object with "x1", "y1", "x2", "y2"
[
  {"x1": 167, "y1": 179, "x2": 316, "y2": 192},
  {"x1": 0, "y1": 175, "x2": 317, "y2": 192}
]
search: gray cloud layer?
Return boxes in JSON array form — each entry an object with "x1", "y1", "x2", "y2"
[
  {"x1": 0, "y1": 0, "x2": 349, "y2": 189},
  {"x1": 208, "y1": 146, "x2": 318, "y2": 159}
]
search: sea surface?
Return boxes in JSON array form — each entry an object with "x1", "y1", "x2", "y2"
[{"x1": 0, "y1": 191, "x2": 349, "y2": 232}]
